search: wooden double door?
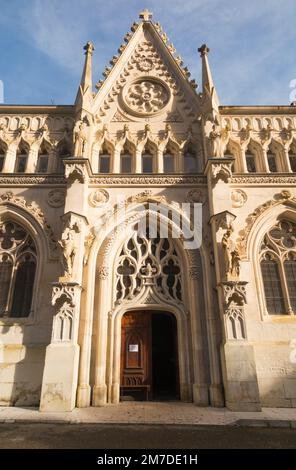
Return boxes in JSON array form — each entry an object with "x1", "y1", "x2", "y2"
[{"x1": 120, "y1": 310, "x2": 179, "y2": 400}]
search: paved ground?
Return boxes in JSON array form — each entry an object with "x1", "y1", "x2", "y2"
[
  {"x1": 1, "y1": 402, "x2": 296, "y2": 428},
  {"x1": 0, "y1": 422, "x2": 296, "y2": 449}
]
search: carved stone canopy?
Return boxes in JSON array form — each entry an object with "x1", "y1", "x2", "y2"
[
  {"x1": 219, "y1": 281, "x2": 248, "y2": 307},
  {"x1": 210, "y1": 210, "x2": 236, "y2": 231},
  {"x1": 204, "y1": 157, "x2": 234, "y2": 185}
]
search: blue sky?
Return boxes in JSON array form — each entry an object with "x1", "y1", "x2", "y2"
[{"x1": 0, "y1": 0, "x2": 295, "y2": 106}]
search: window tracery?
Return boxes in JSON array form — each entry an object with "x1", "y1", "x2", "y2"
[
  {"x1": 115, "y1": 230, "x2": 182, "y2": 304},
  {"x1": 260, "y1": 219, "x2": 296, "y2": 315},
  {"x1": 0, "y1": 221, "x2": 36, "y2": 318}
]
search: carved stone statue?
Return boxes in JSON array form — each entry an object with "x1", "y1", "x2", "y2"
[
  {"x1": 59, "y1": 227, "x2": 76, "y2": 278},
  {"x1": 222, "y1": 229, "x2": 240, "y2": 280},
  {"x1": 73, "y1": 119, "x2": 88, "y2": 157}
]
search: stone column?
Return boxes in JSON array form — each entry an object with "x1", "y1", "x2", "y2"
[
  {"x1": 92, "y1": 265, "x2": 110, "y2": 406},
  {"x1": 156, "y1": 149, "x2": 163, "y2": 173},
  {"x1": 205, "y1": 159, "x2": 261, "y2": 411},
  {"x1": 26, "y1": 147, "x2": 38, "y2": 173},
  {"x1": 40, "y1": 283, "x2": 82, "y2": 411},
  {"x1": 188, "y1": 260, "x2": 209, "y2": 406},
  {"x1": 40, "y1": 158, "x2": 90, "y2": 411},
  {"x1": 219, "y1": 281, "x2": 261, "y2": 411},
  {"x1": 2, "y1": 147, "x2": 16, "y2": 173},
  {"x1": 135, "y1": 149, "x2": 142, "y2": 173},
  {"x1": 210, "y1": 208, "x2": 261, "y2": 411}
]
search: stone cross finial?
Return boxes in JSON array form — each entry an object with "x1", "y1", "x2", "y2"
[
  {"x1": 84, "y1": 41, "x2": 95, "y2": 55},
  {"x1": 198, "y1": 44, "x2": 210, "y2": 57},
  {"x1": 139, "y1": 9, "x2": 153, "y2": 21}
]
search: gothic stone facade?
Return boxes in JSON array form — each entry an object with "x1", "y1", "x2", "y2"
[{"x1": 1, "y1": 11, "x2": 296, "y2": 412}]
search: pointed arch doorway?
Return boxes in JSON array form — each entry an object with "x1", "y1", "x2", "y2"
[{"x1": 120, "y1": 310, "x2": 179, "y2": 401}]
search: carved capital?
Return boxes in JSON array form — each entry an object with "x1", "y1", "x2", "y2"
[{"x1": 97, "y1": 266, "x2": 109, "y2": 280}]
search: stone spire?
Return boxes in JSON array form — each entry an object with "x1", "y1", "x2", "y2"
[
  {"x1": 75, "y1": 41, "x2": 95, "y2": 113},
  {"x1": 198, "y1": 44, "x2": 220, "y2": 119}
]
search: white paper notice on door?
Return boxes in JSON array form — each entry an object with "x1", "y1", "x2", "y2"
[{"x1": 129, "y1": 344, "x2": 139, "y2": 352}]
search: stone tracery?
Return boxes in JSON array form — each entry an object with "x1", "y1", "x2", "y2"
[{"x1": 115, "y1": 229, "x2": 182, "y2": 304}]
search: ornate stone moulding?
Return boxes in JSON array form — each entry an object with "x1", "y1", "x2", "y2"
[
  {"x1": 237, "y1": 190, "x2": 296, "y2": 258},
  {"x1": 89, "y1": 175, "x2": 206, "y2": 186},
  {"x1": 0, "y1": 176, "x2": 66, "y2": 186},
  {"x1": 0, "y1": 191, "x2": 59, "y2": 259},
  {"x1": 231, "y1": 174, "x2": 296, "y2": 185},
  {"x1": 121, "y1": 77, "x2": 170, "y2": 117}
]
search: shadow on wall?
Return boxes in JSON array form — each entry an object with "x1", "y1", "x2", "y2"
[{"x1": 256, "y1": 344, "x2": 296, "y2": 408}]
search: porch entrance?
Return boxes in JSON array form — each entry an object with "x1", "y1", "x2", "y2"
[{"x1": 120, "y1": 310, "x2": 179, "y2": 401}]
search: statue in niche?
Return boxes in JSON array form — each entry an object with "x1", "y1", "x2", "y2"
[
  {"x1": 222, "y1": 229, "x2": 240, "y2": 280},
  {"x1": 204, "y1": 119, "x2": 223, "y2": 158},
  {"x1": 209, "y1": 124, "x2": 223, "y2": 157},
  {"x1": 59, "y1": 227, "x2": 76, "y2": 278},
  {"x1": 73, "y1": 119, "x2": 89, "y2": 157}
]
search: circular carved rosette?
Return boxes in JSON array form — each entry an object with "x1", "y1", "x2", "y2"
[
  {"x1": 47, "y1": 189, "x2": 66, "y2": 208},
  {"x1": 122, "y1": 78, "x2": 170, "y2": 116},
  {"x1": 231, "y1": 189, "x2": 247, "y2": 208},
  {"x1": 88, "y1": 189, "x2": 109, "y2": 207}
]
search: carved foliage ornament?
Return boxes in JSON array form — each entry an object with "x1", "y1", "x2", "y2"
[
  {"x1": 136, "y1": 56, "x2": 153, "y2": 72},
  {"x1": 123, "y1": 79, "x2": 170, "y2": 116}
]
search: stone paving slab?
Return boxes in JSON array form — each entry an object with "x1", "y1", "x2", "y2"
[{"x1": 0, "y1": 402, "x2": 296, "y2": 427}]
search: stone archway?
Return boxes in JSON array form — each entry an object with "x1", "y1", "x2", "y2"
[{"x1": 78, "y1": 203, "x2": 218, "y2": 409}]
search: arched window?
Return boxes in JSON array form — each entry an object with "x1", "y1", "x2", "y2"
[
  {"x1": 163, "y1": 148, "x2": 175, "y2": 173},
  {"x1": 15, "y1": 142, "x2": 28, "y2": 173},
  {"x1": 260, "y1": 219, "x2": 296, "y2": 315},
  {"x1": 0, "y1": 221, "x2": 36, "y2": 318},
  {"x1": 99, "y1": 144, "x2": 111, "y2": 173},
  {"x1": 0, "y1": 142, "x2": 6, "y2": 172},
  {"x1": 142, "y1": 147, "x2": 153, "y2": 173},
  {"x1": 267, "y1": 149, "x2": 277, "y2": 173},
  {"x1": 184, "y1": 144, "x2": 198, "y2": 173},
  {"x1": 37, "y1": 142, "x2": 49, "y2": 173},
  {"x1": 56, "y1": 140, "x2": 71, "y2": 173},
  {"x1": 120, "y1": 145, "x2": 132, "y2": 174},
  {"x1": 288, "y1": 148, "x2": 296, "y2": 172},
  {"x1": 245, "y1": 146, "x2": 256, "y2": 173}
]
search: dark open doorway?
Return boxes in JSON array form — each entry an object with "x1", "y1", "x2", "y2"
[
  {"x1": 151, "y1": 312, "x2": 179, "y2": 400},
  {"x1": 120, "y1": 310, "x2": 179, "y2": 401}
]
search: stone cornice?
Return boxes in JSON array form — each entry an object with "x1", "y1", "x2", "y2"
[
  {"x1": 0, "y1": 105, "x2": 75, "y2": 115},
  {"x1": 220, "y1": 106, "x2": 296, "y2": 116},
  {"x1": 0, "y1": 175, "x2": 67, "y2": 186},
  {"x1": 89, "y1": 174, "x2": 206, "y2": 186},
  {"x1": 231, "y1": 174, "x2": 296, "y2": 185}
]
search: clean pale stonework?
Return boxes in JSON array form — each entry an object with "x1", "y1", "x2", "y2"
[{"x1": 0, "y1": 10, "x2": 296, "y2": 413}]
